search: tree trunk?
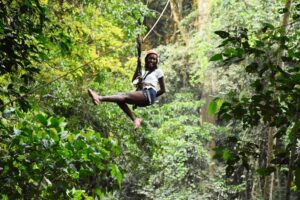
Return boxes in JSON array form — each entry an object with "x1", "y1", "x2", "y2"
[
  {"x1": 286, "y1": 98, "x2": 300, "y2": 200},
  {"x1": 251, "y1": 160, "x2": 261, "y2": 199},
  {"x1": 282, "y1": 0, "x2": 292, "y2": 33},
  {"x1": 169, "y1": 0, "x2": 188, "y2": 43},
  {"x1": 197, "y1": 0, "x2": 209, "y2": 31},
  {"x1": 191, "y1": 0, "x2": 209, "y2": 31},
  {"x1": 276, "y1": 1, "x2": 292, "y2": 199},
  {"x1": 201, "y1": 70, "x2": 217, "y2": 124},
  {"x1": 201, "y1": 70, "x2": 217, "y2": 175},
  {"x1": 264, "y1": 127, "x2": 275, "y2": 200}
]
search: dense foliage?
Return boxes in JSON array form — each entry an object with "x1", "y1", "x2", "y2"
[
  {"x1": 209, "y1": 0, "x2": 300, "y2": 199},
  {"x1": 1, "y1": 111, "x2": 121, "y2": 198},
  {"x1": 1, "y1": 0, "x2": 300, "y2": 199}
]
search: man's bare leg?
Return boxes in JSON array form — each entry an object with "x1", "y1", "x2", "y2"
[
  {"x1": 117, "y1": 102, "x2": 142, "y2": 129},
  {"x1": 88, "y1": 89, "x2": 144, "y2": 129}
]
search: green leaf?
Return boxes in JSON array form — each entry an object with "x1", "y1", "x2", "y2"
[
  {"x1": 93, "y1": 188, "x2": 104, "y2": 198},
  {"x1": 49, "y1": 128, "x2": 59, "y2": 142},
  {"x1": 49, "y1": 117, "x2": 60, "y2": 128},
  {"x1": 208, "y1": 101, "x2": 217, "y2": 115},
  {"x1": 208, "y1": 98, "x2": 223, "y2": 115},
  {"x1": 209, "y1": 54, "x2": 223, "y2": 61},
  {"x1": 223, "y1": 149, "x2": 232, "y2": 161},
  {"x1": 19, "y1": 86, "x2": 29, "y2": 93},
  {"x1": 15, "y1": 184, "x2": 22, "y2": 194},
  {"x1": 257, "y1": 167, "x2": 276, "y2": 176},
  {"x1": 289, "y1": 122, "x2": 300, "y2": 142},
  {"x1": 223, "y1": 48, "x2": 243, "y2": 57},
  {"x1": 262, "y1": 23, "x2": 275, "y2": 30},
  {"x1": 213, "y1": 147, "x2": 225, "y2": 160},
  {"x1": 27, "y1": 67, "x2": 40, "y2": 73},
  {"x1": 18, "y1": 99, "x2": 31, "y2": 112},
  {"x1": 278, "y1": 8, "x2": 289, "y2": 14},
  {"x1": 109, "y1": 164, "x2": 122, "y2": 188},
  {"x1": 1, "y1": 194, "x2": 8, "y2": 200},
  {"x1": 33, "y1": 163, "x2": 39, "y2": 170},
  {"x1": 218, "y1": 39, "x2": 229, "y2": 47},
  {"x1": 215, "y1": 31, "x2": 230, "y2": 38},
  {"x1": 36, "y1": 114, "x2": 48, "y2": 126},
  {"x1": 44, "y1": 177, "x2": 52, "y2": 186}
]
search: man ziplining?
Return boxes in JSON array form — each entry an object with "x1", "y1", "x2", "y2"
[{"x1": 88, "y1": 48, "x2": 166, "y2": 129}]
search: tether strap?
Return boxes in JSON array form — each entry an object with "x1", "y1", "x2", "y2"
[
  {"x1": 136, "y1": 35, "x2": 142, "y2": 77},
  {"x1": 142, "y1": 69, "x2": 155, "y2": 80},
  {"x1": 145, "y1": 89, "x2": 152, "y2": 104}
]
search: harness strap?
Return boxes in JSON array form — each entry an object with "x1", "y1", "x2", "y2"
[
  {"x1": 145, "y1": 89, "x2": 152, "y2": 104},
  {"x1": 136, "y1": 35, "x2": 142, "y2": 77},
  {"x1": 142, "y1": 69, "x2": 155, "y2": 80}
]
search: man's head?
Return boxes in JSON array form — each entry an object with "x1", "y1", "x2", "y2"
[{"x1": 145, "y1": 49, "x2": 158, "y2": 70}]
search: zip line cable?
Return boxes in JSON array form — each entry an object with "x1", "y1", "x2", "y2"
[{"x1": 142, "y1": 0, "x2": 170, "y2": 41}]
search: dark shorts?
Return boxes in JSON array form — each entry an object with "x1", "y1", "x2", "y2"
[{"x1": 136, "y1": 88, "x2": 157, "y2": 107}]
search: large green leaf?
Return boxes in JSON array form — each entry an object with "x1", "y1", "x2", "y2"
[
  {"x1": 209, "y1": 53, "x2": 223, "y2": 61},
  {"x1": 36, "y1": 114, "x2": 48, "y2": 126},
  {"x1": 109, "y1": 164, "x2": 123, "y2": 188},
  {"x1": 208, "y1": 100, "x2": 217, "y2": 115},
  {"x1": 215, "y1": 31, "x2": 230, "y2": 39}
]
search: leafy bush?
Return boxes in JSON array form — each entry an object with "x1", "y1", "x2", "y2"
[{"x1": 0, "y1": 110, "x2": 121, "y2": 199}]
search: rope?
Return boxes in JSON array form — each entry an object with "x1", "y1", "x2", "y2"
[
  {"x1": 142, "y1": 0, "x2": 170, "y2": 41},
  {"x1": 0, "y1": 46, "x2": 128, "y2": 109}
]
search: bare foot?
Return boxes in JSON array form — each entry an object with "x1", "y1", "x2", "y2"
[
  {"x1": 133, "y1": 118, "x2": 142, "y2": 129},
  {"x1": 88, "y1": 89, "x2": 101, "y2": 105}
]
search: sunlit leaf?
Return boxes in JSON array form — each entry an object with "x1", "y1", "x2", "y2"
[
  {"x1": 109, "y1": 164, "x2": 122, "y2": 188},
  {"x1": 208, "y1": 100, "x2": 217, "y2": 115}
]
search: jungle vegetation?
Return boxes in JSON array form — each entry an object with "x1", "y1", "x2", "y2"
[{"x1": 0, "y1": 0, "x2": 300, "y2": 199}]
